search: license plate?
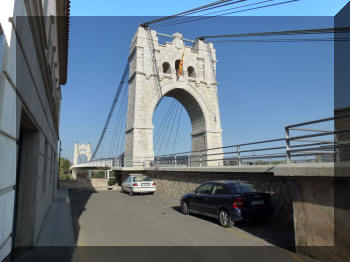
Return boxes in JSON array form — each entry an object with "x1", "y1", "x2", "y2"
[
  {"x1": 141, "y1": 183, "x2": 150, "y2": 186},
  {"x1": 251, "y1": 200, "x2": 264, "y2": 206}
]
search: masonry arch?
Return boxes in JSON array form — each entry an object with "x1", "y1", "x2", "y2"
[
  {"x1": 150, "y1": 81, "x2": 209, "y2": 136},
  {"x1": 77, "y1": 153, "x2": 88, "y2": 164},
  {"x1": 151, "y1": 86, "x2": 207, "y2": 160}
]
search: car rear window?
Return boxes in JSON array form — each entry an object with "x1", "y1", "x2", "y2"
[
  {"x1": 230, "y1": 183, "x2": 256, "y2": 194},
  {"x1": 133, "y1": 176, "x2": 151, "y2": 182}
]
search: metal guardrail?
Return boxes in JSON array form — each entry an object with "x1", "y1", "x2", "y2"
[
  {"x1": 76, "y1": 114, "x2": 350, "y2": 168},
  {"x1": 150, "y1": 114, "x2": 350, "y2": 167}
]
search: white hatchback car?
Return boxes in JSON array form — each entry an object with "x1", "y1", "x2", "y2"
[{"x1": 121, "y1": 175, "x2": 156, "y2": 196}]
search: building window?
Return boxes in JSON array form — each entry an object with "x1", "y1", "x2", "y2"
[
  {"x1": 162, "y1": 62, "x2": 171, "y2": 74},
  {"x1": 187, "y1": 66, "x2": 195, "y2": 78}
]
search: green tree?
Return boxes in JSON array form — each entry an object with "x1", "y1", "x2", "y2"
[{"x1": 59, "y1": 157, "x2": 71, "y2": 175}]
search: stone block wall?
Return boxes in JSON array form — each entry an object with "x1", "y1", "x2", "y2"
[
  {"x1": 116, "y1": 166, "x2": 349, "y2": 262},
  {"x1": 143, "y1": 170, "x2": 295, "y2": 227}
]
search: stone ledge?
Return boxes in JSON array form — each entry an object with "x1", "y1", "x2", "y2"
[{"x1": 114, "y1": 162, "x2": 350, "y2": 178}]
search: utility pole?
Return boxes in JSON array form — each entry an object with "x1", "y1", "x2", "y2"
[{"x1": 57, "y1": 141, "x2": 62, "y2": 189}]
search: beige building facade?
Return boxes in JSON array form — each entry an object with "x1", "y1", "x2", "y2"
[{"x1": 0, "y1": 0, "x2": 69, "y2": 260}]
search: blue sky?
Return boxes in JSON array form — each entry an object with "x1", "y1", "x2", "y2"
[{"x1": 60, "y1": 1, "x2": 349, "y2": 161}]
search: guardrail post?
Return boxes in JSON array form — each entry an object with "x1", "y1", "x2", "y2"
[
  {"x1": 174, "y1": 154, "x2": 177, "y2": 167},
  {"x1": 285, "y1": 127, "x2": 291, "y2": 163},
  {"x1": 199, "y1": 150, "x2": 202, "y2": 167},
  {"x1": 237, "y1": 146, "x2": 242, "y2": 166},
  {"x1": 335, "y1": 136, "x2": 341, "y2": 162}
]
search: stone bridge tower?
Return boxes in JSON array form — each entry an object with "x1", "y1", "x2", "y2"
[
  {"x1": 124, "y1": 26, "x2": 223, "y2": 167},
  {"x1": 73, "y1": 142, "x2": 92, "y2": 165}
]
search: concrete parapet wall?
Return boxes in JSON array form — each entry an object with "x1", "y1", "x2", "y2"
[{"x1": 60, "y1": 179, "x2": 107, "y2": 190}]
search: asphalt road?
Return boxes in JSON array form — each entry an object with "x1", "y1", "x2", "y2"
[{"x1": 68, "y1": 189, "x2": 319, "y2": 262}]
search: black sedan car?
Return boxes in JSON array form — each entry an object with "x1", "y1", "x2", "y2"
[{"x1": 180, "y1": 181, "x2": 273, "y2": 227}]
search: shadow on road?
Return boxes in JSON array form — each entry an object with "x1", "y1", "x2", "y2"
[
  {"x1": 68, "y1": 188, "x2": 97, "y2": 243},
  {"x1": 171, "y1": 205, "x2": 295, "y2": 251}
]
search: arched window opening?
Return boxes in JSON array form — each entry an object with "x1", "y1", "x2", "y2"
[
  {"x1": 175, "y1": 60, "x2": 181, "y2": 75},
  {"x1": 187, "y1": 66, "x2": 195, "y2": 78},
  {"x1": 162, "y1": 62, "x2": 171, "y2": 74}
]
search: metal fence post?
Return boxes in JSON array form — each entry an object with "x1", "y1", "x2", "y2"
[
  {"x1": 285, "y1": 127, "x2": 291, "y2": 163},
  {"x1": 199, "y1": 150, "x2": 202, "y2": 167},
  {"x1": 335, "y1": 136, "x2": 341, "y2": 162},
  {"x1": 237, "y1": 146, "x2": 242, "y2": 166},
  {"x1": 174, "y1": 154, "x2": 177, "y2": 167}
]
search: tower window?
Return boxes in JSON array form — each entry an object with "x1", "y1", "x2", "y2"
[
  {"x1": 187, "y1": 66, "x2": 195, "y2": 78},
  {"x1": 162, "y1": 62, "x2": 171, "y2": 74}
]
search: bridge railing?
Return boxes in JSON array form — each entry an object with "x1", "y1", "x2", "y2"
[{"x1": 151, "y1": 114, "x2": 350, "y2": 167}]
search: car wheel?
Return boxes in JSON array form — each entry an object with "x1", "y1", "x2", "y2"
[
  {"x1": 181, "y1": 201, "x2": 190, "y2": 215},
  {"x1": 218, "y1": 209, "x2": 234, "y2": 228}
]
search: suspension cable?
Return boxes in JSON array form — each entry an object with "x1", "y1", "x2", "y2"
[
  {"x1": 172, "y1": 106, "x2": 183, "y2": 154},
  {"x1": 198, "y1": 26, "x2": 350, "y2": 40},
  {"x1": 114, "y1": 84, "x2": 129, "y2": 156},
  {"x1": 91, "y1": 62, "x2": 129, "y2": 160},
  {"x1": 154, "y1": 101, "x2": 177, "y2": 151},
  {"x1": 155, "y1": 102, "x2": 179, "y2": 154},
  {"x1": 163, "y1": 103, "x2": 181, "y2": 155},
  {"x1": 154, "y1": 100, "x2": 177, "y2": 142},
  {"x1": 109, "y1": 84, "x2": 129, "y2": 157},
  {"x1": 141, "y1": 0, "x2": 237, "y2": 27},
  {"x1": 152, "y1": 0, "x2": 271, "y2": 29},
  {"x1": 153, "y1": 0, "x2": 299, "y2": 29},
  {"x1": 146, "y1": 27, "x2": 163, "y2": 100}
]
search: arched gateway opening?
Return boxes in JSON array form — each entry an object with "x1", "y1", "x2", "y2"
[
  {"x1": 152, "y1": 88, "x2": 205, "y2": 164},
  {"x1": 124, "y1": 27, "x2": 223, "y2": 167}
]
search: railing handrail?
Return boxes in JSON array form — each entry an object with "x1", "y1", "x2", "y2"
[{"x1": 285, "y1": 113, "x2": 350, "y2": 129}]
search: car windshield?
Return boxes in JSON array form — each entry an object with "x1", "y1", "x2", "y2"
[
  {"x1": 230, "y1": 183, "x2": 256, "y2": 194},
  {"x1": 133, "y1": 176, "x2": 151, "y2": 182}
]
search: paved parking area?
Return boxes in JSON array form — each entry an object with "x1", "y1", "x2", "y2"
[{"x1": 66, "y1": 189, "x2": 320, "y2": 261}]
